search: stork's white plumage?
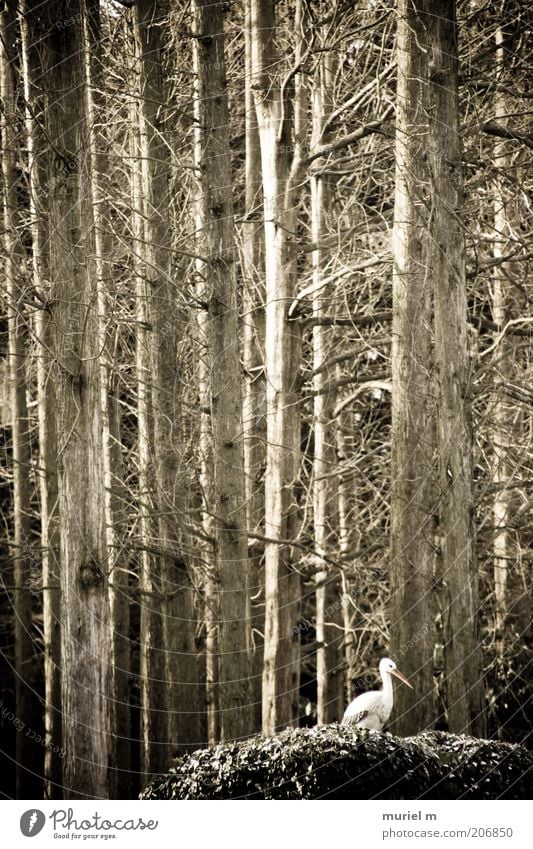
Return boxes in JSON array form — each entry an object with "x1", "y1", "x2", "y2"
[{"x1": 342, "y1": 657, "x2": 413, "y2": 731}]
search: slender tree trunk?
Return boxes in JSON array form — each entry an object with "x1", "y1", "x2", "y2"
[
  {"x1": 427, "y1": 2, "x2": 486, "y2": 737},
  {"x1": 491, "y1": 25, "x2": 512, "y2": 658},
  {"x1": 243, "y1": 0, "x2": 266, "y2": 733},
  {"x1": 191, "y1": 43, "x2": 219, "y2": 745},
  {"x1": 389, "y1": 0, "x2": 435, "y2": 736},
  {"x1": 44, "y1": 0, "x2": 113, "y2": 798},
  {"x1": 129, "y1": 48, "x2": 167, "y2": 778},
  {"x1": 336, "y1": 385, "x2": 355, "y2": 703},
  {"x1": 193, "y1": 0, "x2": 254, "y2": 741},
  {"x1": 107, "y1": 388, "x2": 132, "y2": 794},
  {"x1": 133, "y1": 0, "x2": 200, "y2": 759},
  {"x1": 82, "y1": 8, "x2": 131, "y2": 797},
  {"x1": 251, "y1": 0, "x2": 306, "y2": 734},
  {"x1": 20, "y1": 0, "x2": 62, "y2": 799},
  {"x1": 0, "y1": 0, "x2": 40, "y2": 799},
  {"x1": 311, "y1": 55, "x2": 344, "y2": 724}
]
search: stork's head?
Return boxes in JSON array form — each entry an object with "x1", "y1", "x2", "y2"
[{"x1": 379, "y1": 657, "x2": 413, "y2": 689}]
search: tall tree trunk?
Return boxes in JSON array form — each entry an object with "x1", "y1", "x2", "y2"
[
  {"x1": 336, "y1": 385, "x2": 355, "y2": 703},
  {"x1": 44, "y1": 0, "x2": 113, "y2": 799},
  {"x1": 129, "y1": 44, "x2": 167, "y2": 779},
  {"x1": 491, "y1": 25, "x2": 512, "y2": 659},
  {"x1": 82, "y1": 7, "x2": 131, "y2": 797},
  {"x1": 311, "y1": 54, "x2": 344, "y2": 724},
  {"x1": 0, "y1": 0, "x2": 40, "y2": 799},
  {"x1": 243, "y1": 0, "x2": 266, "y2": 733},
  {"x1": 192, "y1": 34, "x2": 219, "y2": 745},
  {"x1": 251, "y1": 0, "x2": 306, "y2": 734},
  {"x1": 193, "y1": 0, "x2": 254, "y2": 741},
  {"x1": 107, "y1": 389, "x2": 132, "y2": 794},
  {"x1": 20, "y1": 0, "x2": 62, "y2": 798},
  {"x1": 427, "y1": 2, "x2": 486, "y2": 737},
  {"x1": 133, "y1": 0, "x2": 200, "y2": 760},
  {"x1": 389, "y1": 0, "x2": 435, "y2": 736}
]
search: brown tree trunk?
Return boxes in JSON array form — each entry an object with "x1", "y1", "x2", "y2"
[
  {"x1": 427, "y1": 2, "x2": 486, "y2": 737},
  {"x1": 336, "y1": 388, "x2": 356, "y2": 703},
  {"x1": 46, "y1": 0, "x2": 114, "y2": 798},
  {"x1": 192, "y1": 33, "x2": 219, "y2": 745},
  {"x1": 193, "y1": 0, "x2": 254, "y2": 741},
  {"x1": 107, "y1": 388, "x2": 132, "y2": 795},
  {"x1": 251, "y1": 0, "x2": 306, "y2": 734},
  {"x1": 389, "y1": 0, "x2": 435, "y2": 736},
  {"x1": 311, "y1": 54, "x2": 344, "y2": 724},
  {"x1": 129, "y1": 37, "x2": 167, "y2": 778},
  {"x1": 243, "y1": 0, "x2": 266, "y2": 733},
  {"x1": 20, "y1": 0, "x2": 62, "y2": 798},
  {"x1": 133, "y1": 0, "x2": 200, "y2": 760},
  {"x1": 0, "y1": 0, "x2": 40, "y2": 799},
  {"x1": 82, "y1": 8, "x2": 131, "y2": 797},
  {"x1": 44, "y1": 0, "x2": 113, "y2": 798},
  {"x1": 491, "y1": 25, "x2": 512, "y2": 659}
]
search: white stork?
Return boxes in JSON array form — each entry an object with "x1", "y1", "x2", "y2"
[{"x1": 342, "y1": 657, "x2": 413, "y2": 731}]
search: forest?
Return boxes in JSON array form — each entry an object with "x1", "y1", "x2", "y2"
[{"x1": 0, "y1": 0, "x2": 531, "y2": 801}]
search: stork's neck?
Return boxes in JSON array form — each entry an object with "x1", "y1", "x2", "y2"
[{"x1": 381, "y1": 670, "x2": 394, "y2": 713}]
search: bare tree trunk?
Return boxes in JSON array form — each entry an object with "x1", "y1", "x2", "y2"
[
  {"x1": 336, "y1": 386, "x2": 355, "y2": 703},
  {"x1": 107, "y1": 389, "x2": 132, "y2": 794},
  {"x1": 0, "y1": 0, "x2": 40, "y2": 799},
  {"x1": 20, "y1": 0, "x2": 62, "y2": 799},
  {"x1": 133, "y1": 0, "x2": 200, "y2": 759},
  {"x1": 251, "y1": 0, "x2": 306, "y2": 734},
  {"x1": 311, "y1": 54, "x2": 344, "y2": 724},
  {"x1": 491, "y1": 25, "x2": 512, "y2": 658},
  {"x1": 193, "y1": 0, "x2": 254, "y2": 741},
  {"x1": 129, "y1": 50, "x2": 167, "y2": 778},
  {"x1": 389, "y1": 0, "x2": 435, "y2": 736},
  {"x1": 427, "y1": 2, "x2": 486, "y2": 737},
  {"x1": 191, "y1": 45, "x2": 219, "y2": 745},
  {"x1": 82, "y1": 7, "x2": 131, "y2": 797},
  {"x1": 44, "y1": 0, "x2": 113, "y2": 798},
  {"x1": 243, "y1": 0, "x2": 266, "y2": 733}
]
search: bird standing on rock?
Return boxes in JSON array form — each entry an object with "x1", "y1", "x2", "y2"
[{"x1": 342, "y1": 657, "x2": 413, "y2": 731}]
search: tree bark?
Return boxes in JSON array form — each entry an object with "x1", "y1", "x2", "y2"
[
  {"x1": 20, "y1": 0, "x2": 62, "y2": 799},
  {"x1": 243, "y1": 0, "x2": 266, "y2": 733},
  {"x1": 129, "y1": 29, "x2": 167, "y2": 778},
  {"x1": 133, "y1": 0, "x2": 200, "y2": 761},
  {"x1": 491, "y1": 25, "x2": 512, "y2": 660},
  {"x1": 250, "y1": 0, "x2": 305, "y2": 734},
  {"x1": 82, "y1": 6, "x2": 131, "y2": 797},
  {"x1": 336, "y1": 378, "x2": 356, "y2": 703},
  {"x1": 193, "y1": 0, "x2": 254, "y2": 741},
  {"x1": 311, "y1": 53, "x2": 344, "y2": 724},
  {"x1": 427, "y1": 2, "x2": 486, "y2": 737},
  {"x1": 44, "y1": 0, "x2": 113, "y2": 798},
  {"x1": 389, "y1": 0, "x2": 435, "y2": 736},
  {"x1": 191, "y1": 41, "x2": 219, "y2": 748},
  {"x1": 0, "y1": 0, "x2": 41, "y2": 799}
]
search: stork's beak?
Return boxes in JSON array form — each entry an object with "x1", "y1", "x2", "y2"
[{"x1": 391, "y1": 667, "x2": 414, "y2": 689}]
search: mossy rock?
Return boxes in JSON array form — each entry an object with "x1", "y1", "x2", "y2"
[{"x1": 140, "y1": 725, "x2": 532, "y2": 800}]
